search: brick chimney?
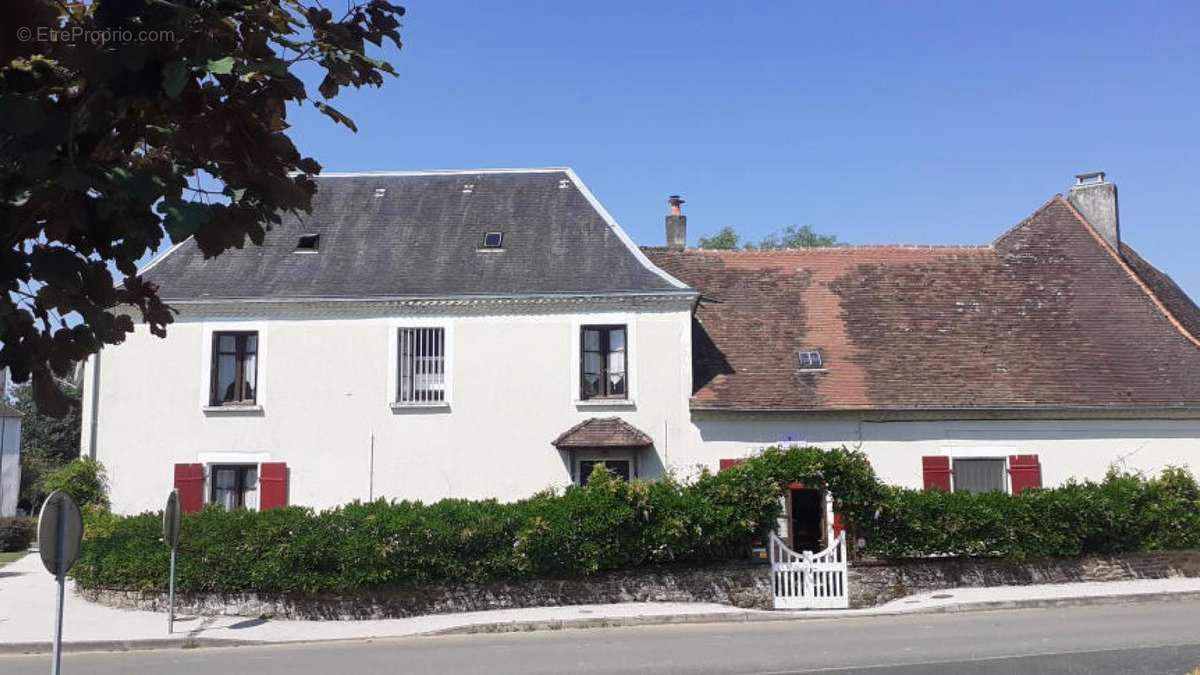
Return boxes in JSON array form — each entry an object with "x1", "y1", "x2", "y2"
[
  {"x1": 1068, "y1": 171, "x2": 1119, "y2": 251},
  {"x1": 666, "y1": 195, "x2": 686, "y2": 250}
]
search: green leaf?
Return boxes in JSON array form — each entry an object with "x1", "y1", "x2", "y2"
[
  {"x1": 159, "y1": 200, "x2": 211, "y2": 240},
  {"x1": 206, "y1": 57, "x2": 235, "y2": 75},
  {"x1": 313, "y1": 101, "x2": 358, "y2": 132},
  {"x1": 162, "y1": 61, "x2": 188, "y2": 99}
]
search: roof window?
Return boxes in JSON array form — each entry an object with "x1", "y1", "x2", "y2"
[
  {"x1": 798, "y1": 350, "x2": 823, "y2": 369},
  {"x1": 295, "y1": 233, "x2": 320, "y2": 252},
  {"x1": 481, "y1": 231, "x2": 504, "y2": 249}
]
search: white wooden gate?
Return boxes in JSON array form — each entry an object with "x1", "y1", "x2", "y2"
[{"x1": 769, "y1": 530, "x2": 849, "y2": 609}]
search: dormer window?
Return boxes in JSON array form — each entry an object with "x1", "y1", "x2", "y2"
[
  {"x1": 295, "y1": 233, "x2": 320, "y2": 252},
  {"x1": 798, "y1": 350, "x2": 823, "y2": 369},
  {"x1": 481, "y1": 231, "x2": 504, "y2": 249}
]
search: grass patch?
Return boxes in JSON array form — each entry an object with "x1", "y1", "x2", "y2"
[{"x1": 0, "y1": 551, "x2": 28, "y2": 566}]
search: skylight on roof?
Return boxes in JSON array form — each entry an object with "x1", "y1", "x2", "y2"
[
  {"x1": 481, "y1": 231, "x2": 504, "y2": 249},
  {"x1": 295, "y1": 233, "x2": 320, "y2": 252},
  {"x1": 798, "y1": 350, "x2": 823, "y2": 369}
]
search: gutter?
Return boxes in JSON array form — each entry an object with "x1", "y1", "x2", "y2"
[
  {"x1": 688, "y1": 405, "x2": 1200, "y2": 422},
  {"x1": 161, "y1": 289, "x2": 700, "y2": 305}
]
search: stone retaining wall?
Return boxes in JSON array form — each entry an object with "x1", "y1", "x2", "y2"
[{"x1": 78, "y1": 550, "x2": 1200, "y2": 620}]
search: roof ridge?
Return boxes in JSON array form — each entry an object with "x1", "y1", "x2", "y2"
[
  {"x1": 312, "y1": 168, "x2": 571, "y2": 178},
  {"x1": 641, "y1": 244, "x2": 991, "y2": 253}
]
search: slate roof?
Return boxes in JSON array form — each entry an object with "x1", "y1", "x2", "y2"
[
  {"x1": 552, "y1": 417, "x2": 655, "y2": 448},
  {"x1": 145, "y1": 169, "x2": 686, "y2": 301},
  {"x1": 645, "y1": 197, "x2": 1200, "y2": 412}
]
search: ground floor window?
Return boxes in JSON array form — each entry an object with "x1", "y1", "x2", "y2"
[
  {"x1": 577, "y1": 459, "x2": 631, "y2": 484},
  {"x1": 210, "y1": 464, "x2": 258, "y2": 510},
  {"x1": 952, "y1": 458, "x2": 1006, "y2": 494}
]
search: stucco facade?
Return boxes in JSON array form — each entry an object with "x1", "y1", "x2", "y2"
[{"x1": 84, "y1": 296, "x2": 699, "y2": 514}]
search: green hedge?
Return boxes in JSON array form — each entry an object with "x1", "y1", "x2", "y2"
[
  {"x1": 73, "y1": 446, "x2": 878, "y2": 593},
  {"x1": 72, "y1": 446, "x2": 1200, "y2": 594},
  {"x1": 864, "y1": 467, "x2": 1200, "y2": 559},
  {"x1": 0, "y1": 517, "x2": 36, "y2": 552}
]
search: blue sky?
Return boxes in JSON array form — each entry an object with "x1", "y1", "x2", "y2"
[{"x1": 280, "y1": 1, "x2": 1199, "y2": 296}]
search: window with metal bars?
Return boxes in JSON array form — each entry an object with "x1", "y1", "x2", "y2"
[{"x1": 396, "y1": 327, "x2": 446, "y2": 405}]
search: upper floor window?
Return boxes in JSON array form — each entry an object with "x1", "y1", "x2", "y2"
[
  {"x1": 210, "y1": 331, "x2": 258, "y2": 406},
  {"x1": 397, "y1": 327, "x2": 446, "y2": 405},
  {"x1": 580, "y1": 325, "x2": 627, "y2": 400}
]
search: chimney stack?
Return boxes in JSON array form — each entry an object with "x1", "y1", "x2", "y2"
[
  {"x1": 1068, "y1": 171, "x2": 1120, "y2": 251},
  {"x1": 666, "y1": 195, "x2": 687, "y2": 250}
]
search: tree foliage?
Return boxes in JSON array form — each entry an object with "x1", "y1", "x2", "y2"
[
  {"x1": 41, "y1": 456, "x2": 110, "y2": 511},
  {"x1": 13, "y1": 381, "x2": 81, "y2": 511},
  {"x1": 0, "y1": 0, "x2": 405, "y2": 414},
  {"x1": 698, "y1": 224, "x2": 840, "y2": 250}
]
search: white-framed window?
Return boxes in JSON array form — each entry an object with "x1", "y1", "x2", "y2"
[
  {"x1": 388, "y1": 319, "x2": 453, "y2": 407},
  {"x1": 573, "y1": 452, "x2": 637, "y2": 485},
  {"x1": 941, "y1": 447, "x2": 1016, "y2": 494},
  {"x1": 210, "y1": 464, "x2": 259, "y2": 510},
  {"x1": 197, "y1": 451, "x2": 270, "y2": 511},
  {"x1": 199, "y1": 321, "x2": 268, "y2": 411},
  {"x1": 951, "y1": 458, "x2": 1006, "y2": 494},
  {"x1": 570, "y1": 314, "x2": 637, "y2": 406}
]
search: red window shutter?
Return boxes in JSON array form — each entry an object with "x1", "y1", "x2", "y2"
[
  {"x1": 259, "y1": 462, "x2": 289, "y2": 510},
  {"x1": 922, "y1": 456, "x2": 952, "y2": 491},
  {"x1": 173, "y1": 463, "x2": 205, "y2": 513},
  {"x1": 1009, "y1": 455, "x2": 1042, "y2": 494},
  {"x1": 718, "y1": 458, "x2": 745, "y2": 471}
]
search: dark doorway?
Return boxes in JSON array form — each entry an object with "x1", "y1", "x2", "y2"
[{"x1": 789, "y1": 489, "x2": 824, "y2": 552}]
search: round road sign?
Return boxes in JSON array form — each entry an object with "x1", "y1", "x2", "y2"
[{"x1": 38, "y1": 490, "x2": 84, "y2": 576}]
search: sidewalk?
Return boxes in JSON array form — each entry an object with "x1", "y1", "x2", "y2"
[{"x1": 3, "y1": 551, "x2": 1200, "y2": 654}]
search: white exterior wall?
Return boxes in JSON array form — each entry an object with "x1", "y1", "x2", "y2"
[
  {"x1": 0, "y1": 415, "x2": 21, "y2": 517},
  {"x1": 685, "y1": 414, "x2": 1200, "y2": 489},
  {"x1": 90, "y1": 302, "x2": 696, "y2": 514}
]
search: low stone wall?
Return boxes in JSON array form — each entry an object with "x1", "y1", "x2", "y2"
[
  {"x1": 78, "y1": 550, "x2": 1200, "y2": 619},
  {"x1": 77, "y1": 562, "x2": 774, "y2": 620},
  {"x1": 849, "y1": 550, "x2": 1200, "y2": 607}
]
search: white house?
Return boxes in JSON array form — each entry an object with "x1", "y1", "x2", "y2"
[
  {"x1": 82, "y1": 168, "x2": 1200, "y2": 552},
  {"x1": 0, "y1": 369, "x2": 23, "y2": 517}
]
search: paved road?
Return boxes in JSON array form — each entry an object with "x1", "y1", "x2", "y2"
[{"x1": 3, "y1": 600, "x2": 1200, "y2": 674}]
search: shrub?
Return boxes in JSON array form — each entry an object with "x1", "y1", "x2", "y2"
[
  {"x1": 0, "y1": 517, "x2": 36, "y2": 552},
  {"x1": 862, "y1": 467, "x2": 1200, "y2": 560},
  {"x1": 73, "y1": 445, "x2": 878, "y2": 593},
  {"x1": 42, "y1": 457, "x2": 110, "y2": 511}
]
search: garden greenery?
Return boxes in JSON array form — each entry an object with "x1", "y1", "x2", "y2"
[
  {"x1": 73, "y1": 446, "x2": 877, "y2": 593},
  {"x1": 71, "y1": 446, "x2": 1200, "y2": 594}
]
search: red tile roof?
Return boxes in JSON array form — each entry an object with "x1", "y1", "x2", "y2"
[
  {"x1": 644, "y1": 197, "x2": 1200, "y2": 412},
  {"x1": 552, "y1": 417, "x2": 655, "y2": 448}
]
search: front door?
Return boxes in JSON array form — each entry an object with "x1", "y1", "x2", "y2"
[{"x1": 789, "y1": 488, "x2": 824, "y2": 552}]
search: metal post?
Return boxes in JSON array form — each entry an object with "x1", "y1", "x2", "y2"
[
  {"x1": 168, "y1": 546, "x2": 177, "y2": 634},
  {"x1": 51, "y1": 505, "x2": 66, "y2": 675}
]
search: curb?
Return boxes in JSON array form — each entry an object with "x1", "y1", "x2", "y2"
[
  {"x1": 424, "y1": 589, "x2": 1200, "y2": 635},
  {"x1": 3, "y1": 589, "x2": 1196, "y2": 654},
  {"x1": 0, "y1": 637, "x2": 264, "y2": 656}
]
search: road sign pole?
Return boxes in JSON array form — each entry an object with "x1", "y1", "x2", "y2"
[
  {"x1": 51, "y1": 500, "x2": 67, "y2": 675},
  {"x1": 162, "y1": 489, "x2": 182, "y2": 636},
  {"x1": 38, "y1": 491, "x2": 83, "y2": 675},
  {"x1": 168, "y1": 546, "x2": 177, "y2": 634}
]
